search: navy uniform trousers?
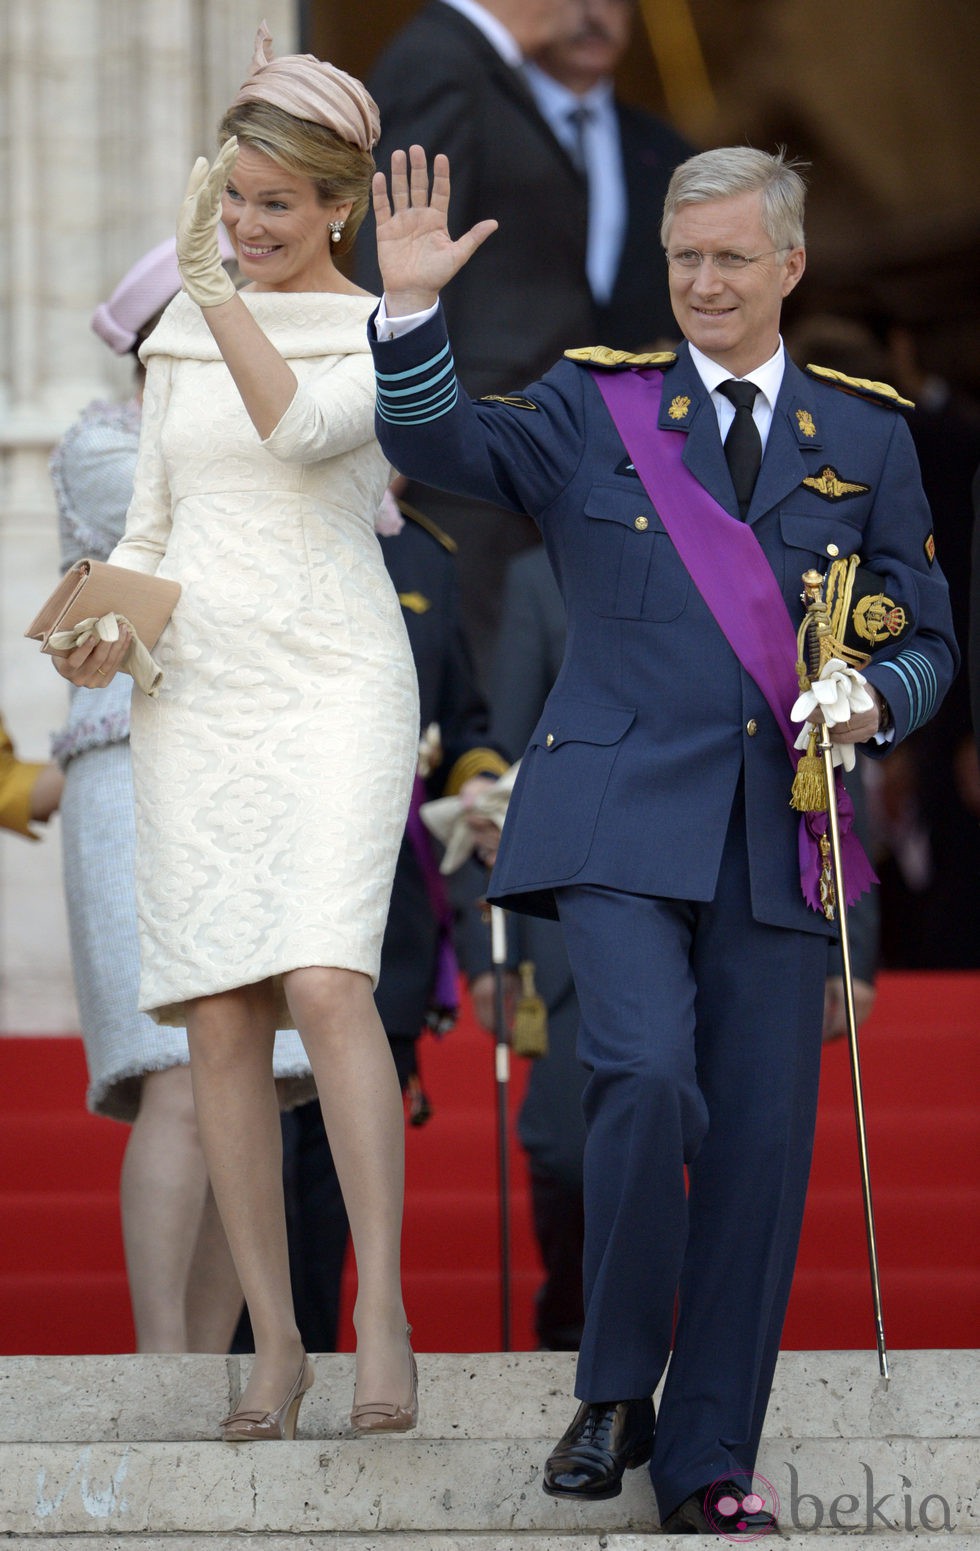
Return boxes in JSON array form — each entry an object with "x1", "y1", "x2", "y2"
[{"x1": 557, "y1": 788, "x2": 826, "y2": 1513}]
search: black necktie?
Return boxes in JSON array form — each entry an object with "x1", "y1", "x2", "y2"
[{"x1": 717, "y1": 378, "x2": 762, "y2": 518}]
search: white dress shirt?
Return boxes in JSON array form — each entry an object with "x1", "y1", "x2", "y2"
[{"x1": 688, "y1": 339, "x2": 785, "y2": 452}]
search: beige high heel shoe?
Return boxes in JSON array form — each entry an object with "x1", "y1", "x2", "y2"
[
  {"x1": 350, "y1": 1326, "x2": 419, "y2": 1436},
  {"x1": 220, "y1": 1354, "x2": 315, "y2": 1442}
]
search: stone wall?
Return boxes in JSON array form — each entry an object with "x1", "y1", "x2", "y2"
[{"x1": 0, "y1": 0, "x2": 295, "y2": 1034}]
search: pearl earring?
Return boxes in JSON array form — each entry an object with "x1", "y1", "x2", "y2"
[{"x1": 329, "y1": 220, "x2": 345, "y2": 244}]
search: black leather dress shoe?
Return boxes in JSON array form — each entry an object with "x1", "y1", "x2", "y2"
[
  {"x1": 542, "y1": 1397, "x2": 655, "y2": 1500},
  {"x1": 661, "y1": 1477, "x2": 780, "y2": 1536}
]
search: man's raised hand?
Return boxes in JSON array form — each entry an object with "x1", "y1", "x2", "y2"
[{"x1": 373, "y1": 146, "x2": 498, "y2": 316}]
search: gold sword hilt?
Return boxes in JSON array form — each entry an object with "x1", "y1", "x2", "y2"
[{"x1": 796, "y1": 567, "x2": 834, "y2": 689}]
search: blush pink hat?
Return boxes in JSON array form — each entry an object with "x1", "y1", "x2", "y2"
[
  {"x1": 228, "y1": 20, "x2": 380, "y2": 152},
  {"x1": 91, "y1": 230, "x2": 235, "y2": 355}
]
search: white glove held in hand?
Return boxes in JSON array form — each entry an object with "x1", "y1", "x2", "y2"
[
  {"x1": 176, "y1": 138, "x2": 238, "y2": 309},
  {"x1": 48, "y1": 613, "x2": 164, "y2": 697},
  {"x1": 420, "y1": 762, "x2": 520, "y2": 874},
  {"x1": 791, "y1": 657, "x2": 875, "y2": 772}
]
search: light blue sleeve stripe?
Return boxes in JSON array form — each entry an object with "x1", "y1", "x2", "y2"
[
  {"x1": 375, "y1": 341, "x2": 453, "y2": 383},
  {"x1": 375, "y1": 356, "x2": 456, "y2": 400},
  {"x1": 879, "y1": 652, "x2": 938, "y2": 733},
  {"x1": 377, "y1": 379, "x2": 459, "y2": 417},
  {"x1": 377, "y1": 383, "x2": 459, "y2": 425}
]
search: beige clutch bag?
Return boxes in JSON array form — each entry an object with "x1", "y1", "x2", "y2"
[{"x1": 25, "y1": 559, "x2": 180, "y2": 655}]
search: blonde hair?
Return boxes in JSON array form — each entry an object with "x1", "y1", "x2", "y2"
[{"x1": 217, "y1": 100, "x2": 375, "y2": 256}]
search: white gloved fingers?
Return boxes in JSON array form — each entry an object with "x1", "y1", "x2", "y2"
[
  {"x1": 176, "y1": 143, "x2": 238, "y2": 308},
  {"x1": 181, "y1": 156, "x2": 210, "y2": 207},
  {"x1": 205, "y1": 137, "x2": 239, "y2": 210}
]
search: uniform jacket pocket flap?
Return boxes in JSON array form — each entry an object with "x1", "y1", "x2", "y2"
[
  {"x1": 583, "y1": 484, "x2": 662, "y2": 531},
  {"x1": 529, "y1": 699, "x2": 636, "y2": 751},
  {"x1": 779, "y1": 510, "x2": 862, "y2": 555}
]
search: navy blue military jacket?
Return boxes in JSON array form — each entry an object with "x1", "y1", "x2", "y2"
[{"x1": 371, "y1": 310, "x2": 957, "y2": 933}]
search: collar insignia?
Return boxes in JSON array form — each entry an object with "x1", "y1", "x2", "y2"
[
  {"x1": 802, "y1": 466, "x2": 869, "y2": 501},
  {"x1": 796, "y1": 409, "x2": 817, "y2": 438},
  {"x1": 399, "y1": 591, "x2": 431, "y2": 615},
  {"x1": 479, "y1": 393, "x2": 539, "y2": 411},
  {"x1": 668, "y1": 395, "x2": 691, "y2": 421}
]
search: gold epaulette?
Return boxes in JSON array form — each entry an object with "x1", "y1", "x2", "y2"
[
  {"x1": 564, "y1": 345, "x2": 678, "y2": 370},
  {"x1": 804, "y1": 363, "x2": 915, "y2": 411},
  {"x1": 396, "y1": 499, "x2": 458, "y2": 553}
]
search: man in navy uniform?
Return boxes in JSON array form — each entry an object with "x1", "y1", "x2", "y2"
[{"x1": 367, "y1": 145, "x2": 957, "y2": 1534}]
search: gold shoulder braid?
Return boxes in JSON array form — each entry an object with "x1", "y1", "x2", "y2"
[
  {"x1": 564, "y1": 345, "x2": 678, "y2": 370},
  {"x1": 803, "y1": 363, "x2": 915, "y2": 411}
]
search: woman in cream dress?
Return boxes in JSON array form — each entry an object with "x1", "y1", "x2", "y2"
[{"x1": 55, "y1": 30, "x2": 419, "y2": 1441}]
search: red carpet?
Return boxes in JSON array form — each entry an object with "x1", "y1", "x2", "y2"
[{"x1": 0, "y1": 971, "x2": 976, "y2": 1355}]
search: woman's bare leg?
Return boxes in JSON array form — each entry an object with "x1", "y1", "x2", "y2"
[
  {"x1": 284, "y1": 966, "x2": 411, "y2": 1408},
  {"x1": 186, "y1": 984, "x2": 303, "y2": 1413},
  {"x1": 185, "y1": 1181, "x2": 244, "y2": 1352},
  {"x1": 121, "y1": 1063, "x2": 238, "y2": 1351}
]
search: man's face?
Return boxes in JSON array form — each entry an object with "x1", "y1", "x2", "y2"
[
  {"x1": 535, "y1": 0, "x2": 634, "y2": 90},
  {"x1": 516, "y1": 0, "x2": 588, "y2": 54},
  {"x1": 665, "y1": 190, "x2": 805, "y2": 377}
]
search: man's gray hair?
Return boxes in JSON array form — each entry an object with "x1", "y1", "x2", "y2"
[{"x1": 661, "y1": 147, "x2": 808, "y2": 252}]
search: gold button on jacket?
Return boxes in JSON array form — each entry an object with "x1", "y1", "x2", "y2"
[
  {"x1": 746, "y1": 719, "x2": 758, "y2": 736},
  {"x1": 634, "y1": 515, "x2": 649, "y2": 531}
]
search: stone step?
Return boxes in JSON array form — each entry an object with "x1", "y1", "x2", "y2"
[
  {"x1": 0, "y1": 1350, "x2": 973, "y2": 1443},
  {"x1": 0, "y1": 1351, "x2": 975, "y2": 1539},
  {"x1": 12, "y1": 1542, "x2": 980, "y2": 1551},
  {"x1": 2, "y1": 1436, "x2": 976, "y2": 1536}
]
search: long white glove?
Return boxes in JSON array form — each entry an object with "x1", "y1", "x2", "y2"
[
  {"x1": 791, "y1": 657, "x2": 874, "y2": 772},
  {"x1": 176, "y1": 138, "x2": 238, "y2": 309}
]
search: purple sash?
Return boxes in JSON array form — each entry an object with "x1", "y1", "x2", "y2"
[
  {"x1": 590, "y1": 366, "x2": 875, "y2": 912},
  {"x1": 405, "y1": 775, "x2": 460, "y2": 1026}
]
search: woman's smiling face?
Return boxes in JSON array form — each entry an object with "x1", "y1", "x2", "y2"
[{"x1": 221, "y1": 142, "x2": 350, "y2": 292}]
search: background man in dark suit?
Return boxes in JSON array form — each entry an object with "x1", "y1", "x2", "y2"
[
  {"x1": 524, "y1": 0, "x2": 691, "y2": 348},
  {"x1": 355, "y1": 0, "x2": 592, "y2": 685},
  {"x1": 356, "y1": 0, "x2": 691, "y2": 685},
  {"x1": 367, "y1": 142, "x2": 956, "y2": 1534}
]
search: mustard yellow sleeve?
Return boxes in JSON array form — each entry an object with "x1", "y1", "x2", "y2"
[{"x1": 0, "y1": 719, "x2": 43, "y2": 839}]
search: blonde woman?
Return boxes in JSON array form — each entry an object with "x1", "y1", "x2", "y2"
[{"x1": 53, "y1": 26, "x2": 419, "y2": 1441}]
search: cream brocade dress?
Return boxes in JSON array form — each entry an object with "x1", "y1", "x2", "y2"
[{"x1": 109, "y1": 290, "x2": 419, "y2": 1026}]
